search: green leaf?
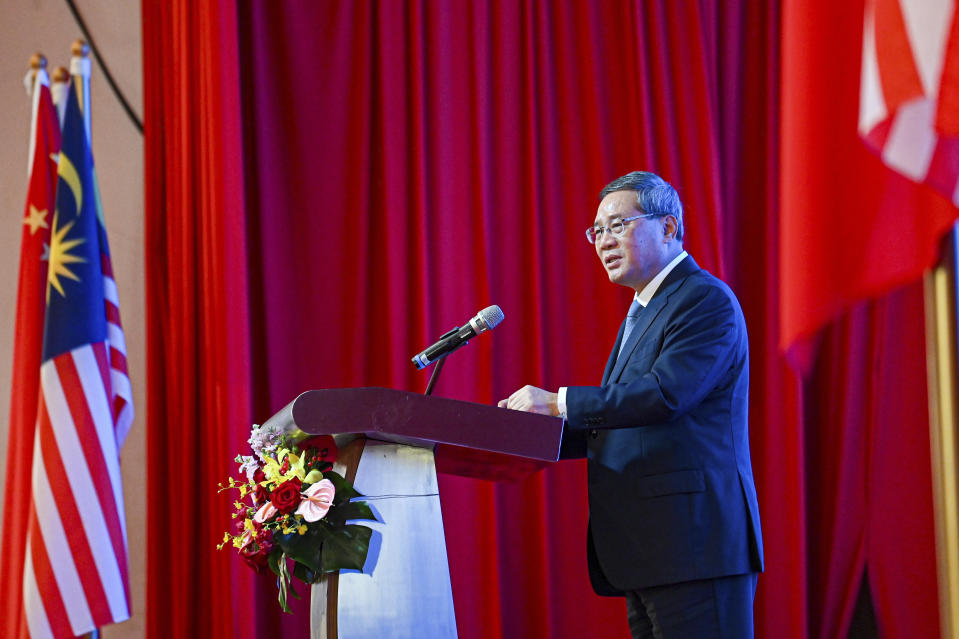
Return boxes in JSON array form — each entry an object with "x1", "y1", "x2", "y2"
[
  {"x1": 276, "y1": 526, "x2": 328, "y2": 574},
  {"x1": 324, "y1": 500, "x2": 377, "y2": 526},
  {"x1": 288, "y1": 577, "x2": 301, "y2": 601},
  {"x1": 292, "y1": 561, "x2": 320, "y2": 585},
  {"x1": 324, "y1": 471, "x2": 363, "y2": 505},
  {"x1": 276, "y1": 553, "x2": 293, "y2": 614},
  {"x1": 320, "y1": 524, "x2": 373, "y2": 572},
  {"x1": 267, "y1": 548, "x2": 283, "y2": 578}
]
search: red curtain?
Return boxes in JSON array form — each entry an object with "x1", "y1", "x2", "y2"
[
  {"x1": 235, "y1": 2, "x2": 789, "y2": 637},
  {"x1": 141, "y1": 1, "x2": 940, "y2": 638},
  {"x1": 802, "y1": 288, "x2": 938, "y2": 639},
  {"x1": 142, "y1": 2, "x2": 265, "y2": 637}
]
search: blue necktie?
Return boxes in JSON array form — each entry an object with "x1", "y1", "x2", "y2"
[{"x1": 618, "y1": 299, "x2": 643, "y2": 358}]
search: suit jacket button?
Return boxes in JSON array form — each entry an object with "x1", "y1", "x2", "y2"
[{"x1": 589, "y1": 429, "x2": 598, "y2": 439}]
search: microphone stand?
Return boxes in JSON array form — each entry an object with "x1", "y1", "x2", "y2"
[{"x1": 424, "y1": 355, "x2": 447, "y2": 396}]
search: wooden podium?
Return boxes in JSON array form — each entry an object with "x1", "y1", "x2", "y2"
[{"x1": 261, "y1": 387, "x2": 565, "y2": 639}]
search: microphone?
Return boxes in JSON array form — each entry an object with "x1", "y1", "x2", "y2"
[{"x1": 411, "y1": 305, "x2": 505, "y2": 369}]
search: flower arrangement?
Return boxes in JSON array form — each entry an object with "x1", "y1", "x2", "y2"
[{"x1": 219, "y1": 423, "x2": 377, "y2": 612}]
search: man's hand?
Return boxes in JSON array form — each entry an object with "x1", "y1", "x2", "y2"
[{"x1": 497, "y1": 385, "x2": 559, "y2": 416}]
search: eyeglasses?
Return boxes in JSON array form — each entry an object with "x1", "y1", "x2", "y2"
[{"x1": 585, "y1": 213, "x2": 661, "y2": 244}]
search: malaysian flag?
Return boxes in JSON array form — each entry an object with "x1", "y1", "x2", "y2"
[
  {"x1": 859, "y1": 0, "x2": 959, "y2": 202},
  {"x1": 20, "y1": 81, "x2": 132, "y2": 637}
]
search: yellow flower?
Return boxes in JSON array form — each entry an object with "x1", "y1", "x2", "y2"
[
  {"x1": 243, "y1": 518, "x2": 255, "y2": 532},
  {"x1": 297, "y1": 524, "x2": 308, "y2": 535},
  {"x1": 303, "y1": 469, "x2": 323, "y2": 484},
  {"x1": 288, "y1": 452, "x2": 307, "y2": 480},
  {"x1": 262, "y1": 455, "x2": 284, "y2": 482}
]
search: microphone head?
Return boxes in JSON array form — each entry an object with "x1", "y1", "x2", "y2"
[{"x1": 476, "y1": 305, "x2": 505, "y2": 331}]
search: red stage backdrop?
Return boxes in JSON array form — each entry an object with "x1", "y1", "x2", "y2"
[{"x1": 142, "y1": 1, "x2": 941, "y2": 638}]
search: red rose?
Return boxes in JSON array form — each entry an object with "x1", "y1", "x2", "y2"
[
  {"x1": 253, "y1": 483, "x2": 270, "y2": 506},
  {"x1": 239, "y1": 530, "x2": 273, "y2": 574},
  {"x1": 253, "y1": 468, "x2": 266, "y2": 483},
  {"x1": 270, "y1": 477, "x2": 303, "y2": 514}
]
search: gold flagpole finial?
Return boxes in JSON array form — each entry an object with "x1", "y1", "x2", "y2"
[
  {"x1": 27, "y1": 53, "x2": 48, "y2": 92},
  {"x1": 50, "y1": 66, "x2": 70, "y2": 113},
  {"x1": 52, "y1": 66, "x2": 69, "y2": 84},
  {"x1": 30, "y1": 53, "x2": 48, "y2": 71},
  {"x1": 71, "y1": 39, "x2": 89, "y2": 58}
]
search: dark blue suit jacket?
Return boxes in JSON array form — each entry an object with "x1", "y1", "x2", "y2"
[{"x1": 563, "y1": 255, "x2": 764, "y2": 594}]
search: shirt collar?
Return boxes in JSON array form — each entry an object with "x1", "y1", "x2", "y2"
[{"x1": 635, "y1": 251, "x2": 688, "y2": 307}]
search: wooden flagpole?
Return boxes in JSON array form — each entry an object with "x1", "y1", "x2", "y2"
[
  {"x1": 925, "y1": 222, "x2": 959, "y2": 639},
  {"x1": 70, "y1": 38, "x2": 92, "y2": 142}
]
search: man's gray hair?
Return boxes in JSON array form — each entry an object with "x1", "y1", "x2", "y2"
[{"x1": 599, "y1": 171, "x2": 684, "y2": 242}]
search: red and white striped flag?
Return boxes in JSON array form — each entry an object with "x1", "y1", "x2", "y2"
[
  {"x1": 19, "y1": 81, "x2": 133, "y2": 637},
  {"x1": 0, "y1": 67, "x2": 62, "y2": 639},
  {"x1": 859, "y1": 0, "x2": 959, "y2": 202}
]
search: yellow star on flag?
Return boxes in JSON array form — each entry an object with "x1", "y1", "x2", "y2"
[
  {"x1": 23, "y1": 205, "x2": 49, "y2": 235},
  {"x1": 46, "y1": 217, "x2": 86, "y2": 301}
]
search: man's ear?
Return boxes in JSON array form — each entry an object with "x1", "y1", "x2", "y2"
[{"x1": 662, "y1": 215, "x2": 679, "y2": 241}]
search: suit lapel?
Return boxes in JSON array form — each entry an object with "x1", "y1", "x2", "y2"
[
  {"x1": 601, "y1": 321, "x2": 626, "y2": 385},
  {"x1": 608, "y1": 297, "x2": 664, "y2": 382},
  {"x1": 606, "y1": 256, "x2": 700, "y2": 384}
]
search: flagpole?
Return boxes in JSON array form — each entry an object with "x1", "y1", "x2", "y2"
[
  {"x1": 71, "y1": 37, "x2": 101, "y2": 639},
  {"x1": 25, "y1": 54, "x2": 46, "y2": 174},
  {"x1": 51, "y1": 65, "x2": 69, "y2": 126},
  {"x1": 70, "y1": 38, "x2": 92, "y2": 144},
  {"x1": 26, "y1": 52, "x2": 46, "y2": 88},
  {"x1": 925, "y1": 221, "x2": 959, "y2": 639}
]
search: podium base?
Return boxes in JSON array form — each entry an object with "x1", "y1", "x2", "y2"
[{"x1": 311, "y1": 440, "x2": 458, "y2": 638}]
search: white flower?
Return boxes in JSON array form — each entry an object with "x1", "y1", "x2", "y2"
[
  {"x1": 248, "y1": 423, "x2": 284, "y2": 463},
  {"x1": 237, "y1": 455, "x2": 259, "y2": 480}
]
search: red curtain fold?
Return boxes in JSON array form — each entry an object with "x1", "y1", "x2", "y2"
[
  {"x1": 802, "y1": 285, "x2": 939, "y2": 639},
  {"x1": 141, "y1": 1, "x2": 941, "y2": 637},
  {"x1": 142, "y1": 2, "x2": 262, "y2": 637}
]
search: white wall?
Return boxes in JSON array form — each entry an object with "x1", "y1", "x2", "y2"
[{"x1": 0, "y1": 2, "x2": 146, "y2": 637}]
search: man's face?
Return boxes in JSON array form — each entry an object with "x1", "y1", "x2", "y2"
[{"x1": 593, "y1": 190, "x2": 670, "y2": 292}]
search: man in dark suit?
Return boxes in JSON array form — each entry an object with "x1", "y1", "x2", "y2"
[{"x1": 499, "y1": 171, "x2": 763, "y2": 638}]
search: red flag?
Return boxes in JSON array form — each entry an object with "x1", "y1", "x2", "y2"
[
  {"x1": 0, "y1": 71, "x2": 62, "y2": 638},
  {"x1": 859, "y1": 0, "x2": 959, "y2": 203},
  {"x1": 780, "y1": 0, "x2": 959, "y2": 352}
]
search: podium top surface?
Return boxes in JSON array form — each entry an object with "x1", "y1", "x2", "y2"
[{"x1": 263, "y1": 387, "x2": 564, "y2": 464}]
